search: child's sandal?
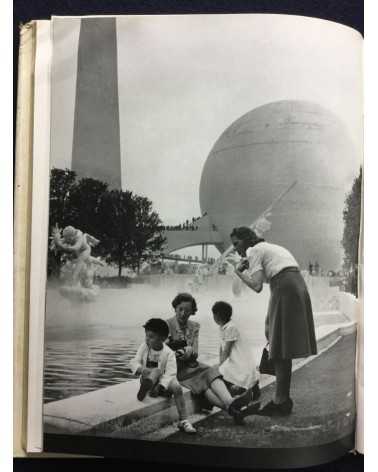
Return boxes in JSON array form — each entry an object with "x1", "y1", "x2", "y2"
[{"x1": 178, "y1": 420, "x2": 197, "y2": 434}]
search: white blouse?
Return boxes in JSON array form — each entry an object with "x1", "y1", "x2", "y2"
[
  {"x1": 246, "y1": 242, "x2": 298, "y2": 282},
  {"x1": 219, "y1": 320, "x2": 258, "y2": 389}
]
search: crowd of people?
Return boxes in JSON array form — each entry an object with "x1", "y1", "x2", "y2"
[
  {"x1": 138, "y1": 256, "x2": 222, "y2": 278},
  {"x1": 307, "y1": 260, "x2": 357, "y2": 293},
  {"x1": 308, "y1": 260, "x2": 351, "y2": 279},
  {"x1": 159, "y1": 213, "x2": 219, "y2": 232},
  {"x1": 160, "y1": 216, "x2": 202, "y2": 232}
]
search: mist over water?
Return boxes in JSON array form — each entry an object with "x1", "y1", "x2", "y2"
[{"x1": 44, "y1": 274, "x2": 341, "y2": 403}]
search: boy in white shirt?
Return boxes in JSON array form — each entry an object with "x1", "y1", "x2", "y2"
[{"x1": 130, "y1": 318, "x2": 196, "y2": 434}]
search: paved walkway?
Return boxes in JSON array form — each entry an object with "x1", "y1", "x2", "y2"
[{"x1": 163, "y1": 334, "x2": 356, "y2": 448}]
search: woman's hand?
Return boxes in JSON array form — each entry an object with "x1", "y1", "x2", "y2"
[
  {"x1": 236, "y1": 258, "x2": 249, "y2": 273},
  {"x1": 225, "y1": 253, "x2": 239, "y2": 267},
  {"x1": 175, "y1": 349, "x2": 185, "y2": 358},
  {"x1": 182, "y1": 346, "x2": 194, "y2": 360},
  {"x1": 176, "y1": 346, "x2": 195, "y2": 361}
]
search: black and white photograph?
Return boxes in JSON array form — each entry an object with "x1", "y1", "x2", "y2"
[{"x1": 41, "y1": 13, "x2": 362, "y2": 460}]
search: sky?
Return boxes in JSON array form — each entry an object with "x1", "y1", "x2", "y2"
[{"x1": 50, "y1": 14, "x2": 363, "y2": 233}]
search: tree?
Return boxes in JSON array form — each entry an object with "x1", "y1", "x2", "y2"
[
  {"x1": 49, "y1": 168, "x2": 77, "y2": 228},
  {"x1": 97, "y1": 189, "x2": 136, "y2": 277},
  {"x1": 48, "y1": 170, "x2": 109, "y2": 276},
  {"x1": 342, "y1": 167, "x2": 362, "y2": 296},
  {"x1": 68, "y1": 177, "x2": 108, "y2": 238},
  {"x1": 48, "y1": 168, "x2": 77, "y2": 276},
  {"x1": 47, "y1": 168, "x2": 165, "y2": 279},
  {"x1": 97, "y1": 191, "x2": 165, "y2": 277},
  {"x1": 126, "y1": 195, "x2": 165, "y2": 273}
]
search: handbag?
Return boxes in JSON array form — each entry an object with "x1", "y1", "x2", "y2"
[{"x1": 259, "y1": 343, "x2": 275, "y2": 376}]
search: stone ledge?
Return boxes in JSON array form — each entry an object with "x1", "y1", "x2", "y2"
[
  {"x1": 44, "y1": 379, "x2": 198, "y2": 435},
  {"x1": 43, "y1": 319, "x2": 357, "y2": 437}
]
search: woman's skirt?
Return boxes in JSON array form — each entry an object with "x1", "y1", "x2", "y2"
[
  {"x1": 267, "y1": 267, "x2": 317, "y2": 360},
  {"x1": 177, "y1": 362, "x2": 221, "y2": 395}
]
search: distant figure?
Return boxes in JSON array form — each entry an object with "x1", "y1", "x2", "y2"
[
  {"x1": 124, "y1": 267, "x2": 137, "y2": 279},
  {"x1": 308, "y1": 262, "x2": 313, "y2": 275},
  {"x1": 140, "y1": 258, "x2": 151, "y2": 274},
  {"x1": 52, "y1": 225, "x2": 99, "y2": 286}
]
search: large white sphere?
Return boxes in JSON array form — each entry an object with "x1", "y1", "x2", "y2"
[{"x1": 199, "y1": 100, "x2": 359, "y2": 270}]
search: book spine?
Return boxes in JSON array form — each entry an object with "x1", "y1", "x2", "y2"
[
  {"x1": 14, "y1": 21, "x2": 37, "y2": 458},
  {"x1": 26, "y1": 19, "x2": 53, "y2": 454}
]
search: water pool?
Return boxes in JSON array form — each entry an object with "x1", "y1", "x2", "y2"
[{"x1": 43, "y1": 274, "x2": 341, "y2": 403}]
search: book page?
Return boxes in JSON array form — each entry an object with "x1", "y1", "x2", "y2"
[
  {"x1": 355, "y1": 179, "x2": 364, "y2": 454},
  {"x1": 28, "y1": 14, "x2": 363, "y2": 466}
]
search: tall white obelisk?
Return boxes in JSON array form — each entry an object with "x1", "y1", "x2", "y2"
[{"x1": 72, "y1": 18, "x2": 122, "y2": 189}]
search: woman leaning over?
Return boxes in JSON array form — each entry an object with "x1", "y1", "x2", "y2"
[{"x1": 230, "y1": 227, "x2": 317, "y2": 416}]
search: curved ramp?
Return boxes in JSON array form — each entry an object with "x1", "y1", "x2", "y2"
[{"x1": 162, "y1": 214, "x2": 224, "y2": 254}]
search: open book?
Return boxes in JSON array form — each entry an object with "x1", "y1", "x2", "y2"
[{"x1": 14, "y1": 14, "x2": 363, "y2": 466}]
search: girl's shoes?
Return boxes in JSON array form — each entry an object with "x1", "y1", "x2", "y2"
[
  {"x1": 240, "y1": 400, "x2": 261, "y2": 418},
  {"x1": 178, "y1": 419, "x2": 197, "y2": 434},
  {"x1": 228, "y1": 404, "x2": 245, "y2": 425},
  {"x1": 229, "y1": 400, "x2": 261, "y2": 425},
  {"x1": 230, "y1": 388, "x2": 253, "y2": 410},
  {"x1": 227, "y1": 388, "x2": 256, "y2": 424},
  {"x1": 257, "y1": 398, "x2": 293, "y2": 417}
]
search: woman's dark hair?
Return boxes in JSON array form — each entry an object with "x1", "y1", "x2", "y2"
[
  {"x1": 212, "y1": 301, "x2": 232, "y2": 323},
  {"x1": 171, "y1": 292, "x2": 198, "y2": 314},
  {"x1": 230, "y1": 227, "x2": 264, "y2": 248},
  {"x1": 143, "y1": 318, "x2": 170, "y2": 339}
]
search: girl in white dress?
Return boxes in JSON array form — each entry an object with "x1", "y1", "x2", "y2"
[{"x1": 212, "y1": 301, "x2": 260, "y2": 397}]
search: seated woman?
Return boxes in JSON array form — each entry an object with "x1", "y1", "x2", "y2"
[{"x1": 166, "y1": 293, "x2": 258, "y2": 424}]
